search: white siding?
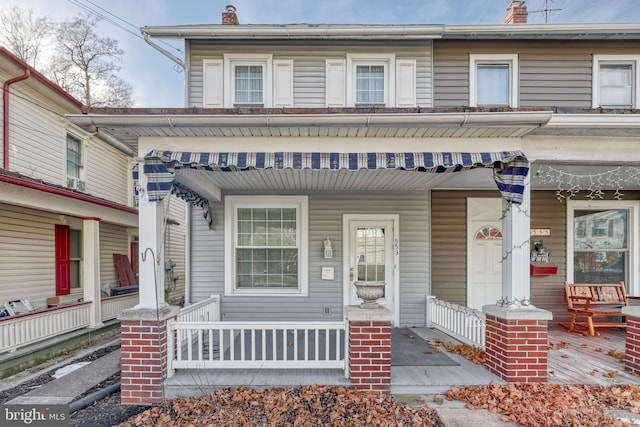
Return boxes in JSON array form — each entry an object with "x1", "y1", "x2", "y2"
[
  {"x1": 190, "y1": 191, "x2": 430, "y2": 326},
  {"x1": 0, "y1": 204, "x2": 57, "y2": 309},
  {"x1": 85, "y1": 138, "x2": 132, "y2": 206}
]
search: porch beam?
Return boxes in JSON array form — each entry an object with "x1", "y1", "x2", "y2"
[
  {"x1": 136, "y1": 165, "x2": 167, "y2": 309},
  {"x1": 500, "y1": 171, "x2": 531, "y2": 307}
]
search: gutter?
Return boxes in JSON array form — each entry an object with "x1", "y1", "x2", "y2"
[
  {"x1": 3, "y1": 69, "x2": 31, "y2": 169},
  {"x1": 67, "y1": 111, "x2": 553, "y2": 130},
  {"x1": 0, "y1": 173, "x2": 138, "y2": 215}
]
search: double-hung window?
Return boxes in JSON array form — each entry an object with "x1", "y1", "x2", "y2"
[
  {"x1": 225, "y1": 196, "x2": 308, "y2": 296},
  {"x1": 66, "y1": 133, "x2": 83, "y2": 180},
  {"x1": 346, "y1": 54, "x2": 394, "y2": 107},
  {"x1": 234, "y1": 64, "x2": 264, "y2": 106},
  {"x1": 593, "y1": 56, "x2": 639, "y2": 108},
  {"x1": 469, "y1": 54, "x2": 519, "y2": 107},
  {"x1": 355, "y1": 65, "x2": 385, "y2": 105}
]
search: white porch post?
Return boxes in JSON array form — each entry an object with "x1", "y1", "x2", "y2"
[
  {"x1": 136, "y1": 165, "x2": 167, "y2": 309},
  {"x1": 500, "y1": 171, "x2": 531, "y2": 307},
  {"x1": 83, "y1": 217, "x2": 103, "y2": 328}
]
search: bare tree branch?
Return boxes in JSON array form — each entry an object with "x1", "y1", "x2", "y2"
[{"x1": 0, "y1": 6, "x2": 53, "y2": 68}]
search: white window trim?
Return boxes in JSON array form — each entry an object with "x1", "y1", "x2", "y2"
[
  {"x1": 592, "y1": 55, "x2": 640, "y2": 108},
  {"x1": 223, "y1": 53, "x2": 273, "y2": 108},
  {"x1": 469, "y1": 54, "x2": 519, "y2": 107},
  {"x1": 224, "y1": 195, "x2": 309, "y2": 296},
  {"x1": 566, "y1": 200, "x2": 640, "y2": 294},
  {"x1": 346, "y1": 53, "x2": 395, "y2": 107}
]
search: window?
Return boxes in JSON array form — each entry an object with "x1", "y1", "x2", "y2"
[
  {"x1": 69, "y1": 229, "x2": 82, "y2": 289},
  {"x1": 66, "y1": 133, "x2": 83, "y2": 179},
  {"x1": 234, "y1": 64, "x2": 264, "y2": 106},
  {"x1": 593, "y1": 56, "x2": 639, "y2": 108},
  {"x1": 346, "y1": 54, "x2": 395, "y2": 107},
  {"x1": 225, "y1": 196, "x2": 308, "y2": 296},
  {"x1": 568, "y1": 200, "x2": 639, "y2": 293},
  {"x1": 55, "y1": 225, "x2": 82, "y2": 295},
  {"x1": 469, "y1": 54, "x2": 518, "y2": 107},
  {"x1": 356, "y1": 65, "x2": 385, "y2": 105}
]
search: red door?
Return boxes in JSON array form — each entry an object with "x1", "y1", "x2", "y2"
[{"x1": 55, "y1": 224, "x2": 71, "y2": 295}]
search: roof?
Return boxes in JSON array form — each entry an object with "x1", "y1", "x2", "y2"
[
  {"x1": 0, "y1": 47, "x2": 82, "y2": 108},
  {"x1": 140, "y1": 22, "x2": 640, "y2": 41}
]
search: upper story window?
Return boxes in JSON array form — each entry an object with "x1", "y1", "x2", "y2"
[
  {"x1": 469, "y1": 54, "x2": 519, "y2": 107},
  {"x1": 233, "y1": 63, "x2": 265, "y2": 106},
  {"x1": 224, "y1": 195, "x2": 309, "y2": 296},
  {"x1": 355, "y1": 64, "x2": 386, "y2": 106},
  {"x1": 66, "y1": 133, "x2": 83, "y2": 180},
  {"x1": 593, "y1": 56, "x2": 639, "y2": 108},
  {"x1": 203, "y1": 54, "x2": 294, "y2": 108}
]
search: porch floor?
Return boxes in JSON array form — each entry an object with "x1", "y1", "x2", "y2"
[{"x1": 163, "y1": 325, "x2": 639, "y2": 400}]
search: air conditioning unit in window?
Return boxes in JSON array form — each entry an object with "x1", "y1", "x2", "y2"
[{"x1": 67, "y1": 178, "x2": 86, "y2": 192}]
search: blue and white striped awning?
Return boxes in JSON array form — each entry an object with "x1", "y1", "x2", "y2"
[{"x1": 142, "y1": 150, "x2": 529, "y2": 222}]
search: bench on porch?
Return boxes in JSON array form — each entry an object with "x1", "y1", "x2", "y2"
[{"x1": 563, "y1": 281, "x2": 640, "y2": 336}]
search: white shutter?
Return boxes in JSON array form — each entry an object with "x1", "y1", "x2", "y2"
[
  {"x1": 273, "y1": 59, "x2": 294, "y2": 107},
  {"x1": 396, "y1": 59, "x2": 416, "y2": 107},
  {"x1": 325, "y1": 59, "x2": 346, "y2": 107},
  {"x1": 203, "y1": 59, "x2": 223, "y2": 108}
]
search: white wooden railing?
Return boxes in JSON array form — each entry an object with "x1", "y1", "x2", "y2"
[
  {"x1": 101, "y1": 294, "x2": 138, "y2": 322},
  {"x1": 426, "y1": 296, "x2": 486, "y2": 349},
  {"x1": 167, "y1": 319, "x2": 346, "y2": 377},
  {"x1": 0, "y1": 302, "x2": 91, "y2": 353},
  {"x1": 177, "y1": 294, "x2": 221, "y2": 322}
]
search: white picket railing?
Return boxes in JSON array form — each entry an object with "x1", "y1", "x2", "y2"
[
  {"x1": 101, "y1": 294, "x2": 138, "y2": 322},
  {"x1": 177, "y1": 295, "x2": 221, "y2": 322},
  {"x1": 0, "y1": 302, "x2": 92, "y2": 353},
  {"x1": 167, "y1": 319, "x2": 346, "y2": 377},
  {"x1": 426, "y1": 296, "x2": 486, "y2": 349}
]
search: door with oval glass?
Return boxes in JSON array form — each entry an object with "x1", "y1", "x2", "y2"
[{"x1": 343, "y1": 214, "x2": 399, "y2": 324}]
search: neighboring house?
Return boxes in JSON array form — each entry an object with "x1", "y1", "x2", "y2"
[
  {"x1": 0, "y1": 47, "x2": 143, "y2": 356},
  {"x1": 66, "y1": 2, "x2": 640, "y2": 401}
]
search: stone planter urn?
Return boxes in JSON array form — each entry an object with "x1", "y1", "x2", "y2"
[{"x1": 354, "y1": 281, "x2": 386, "y2": 309}]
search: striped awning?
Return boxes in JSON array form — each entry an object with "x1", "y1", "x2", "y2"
[{"x1": 142, "y1": 150, "x2": 529, "y2": 223}]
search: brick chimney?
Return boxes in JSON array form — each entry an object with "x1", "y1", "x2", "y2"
[
  {"x1": 504, "y1": 0, "x2": 528, "y2": 24},
  {"x1": 222, "y1": 5, "x2": 239, "y2": 25}
]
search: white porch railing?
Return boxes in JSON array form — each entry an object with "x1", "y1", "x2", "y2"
[
  {"x1": 426, "y1": 296, "x2": 486, "y2": 349},
  {"x1": 177, "y1": 294, "x2": 221, "y2": 322},
  {"x1": 101, "y1": 294, "x2": 138, "y2": 322},
  {"x1": 0, "y1": 302, "x2": 91, "y2": 354}
]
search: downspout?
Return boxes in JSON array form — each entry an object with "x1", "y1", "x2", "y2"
[{"x1": 3, "y1": 69, "x2": 31, "y2": 169}]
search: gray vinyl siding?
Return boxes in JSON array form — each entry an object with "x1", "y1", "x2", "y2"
[
  {"x1": 99, "y1": 223, "x2": 130, "y2": 288},
  {"x1": 165, "y1": 196, "x2": 187, "y2": 305},
  {"x1": 432, "y1": 189, "x2": 640, "y2": 324},
  {"x1": 187, "y1": 40, "x2": 433, "y2": 108},
  {"x1": 190, "y1": 191, "x2": 430, "y2": 326},
  {"x1": 433, "y1": 40, "x2": 639, "y2": 108}
]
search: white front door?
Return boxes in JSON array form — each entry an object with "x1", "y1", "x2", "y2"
[
  {"x1": 467, "y1": 198, "x2": 503, "y2": 311},
  {"x1": 343, "y1": 214, "x2": 399, "y2": 325}
]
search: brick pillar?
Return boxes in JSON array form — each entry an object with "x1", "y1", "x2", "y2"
[
  {"x1": 118, "y1": 306, "x2": 180, "y2": 405},
  {"x1": 344, "y1": 306, "x2": 393, "y2": 393},
  {"x1": 623, "y1": 307, "x2": 640, "y2": 375},
  {"x1": 483, "y1": 306, "x2": 552, "y2": 383}
]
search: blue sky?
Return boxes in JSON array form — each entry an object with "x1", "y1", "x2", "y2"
[{"x1": 1, "y1": 0, "x2": 639, "y2": 107}]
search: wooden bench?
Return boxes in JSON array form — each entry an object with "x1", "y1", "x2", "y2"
[{"x1": 563, "y1": 281, "x2": 640, "y2": 336}]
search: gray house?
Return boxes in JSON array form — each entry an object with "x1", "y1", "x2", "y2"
[{"x1": 67, "y1": 2, "x2": 640, "y2": 403}]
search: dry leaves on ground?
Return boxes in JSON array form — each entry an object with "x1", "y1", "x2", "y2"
[
  {"x1": 117, "y1": 385, "x2": 443, "y2": 427},
  {"x1": 443, "y1": 342, "x2": 486, "y2": 365},
  {"x1": 446, "y1": 381, "x2": 640, "y2": 426}
]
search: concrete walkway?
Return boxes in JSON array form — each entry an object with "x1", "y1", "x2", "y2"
[{"x1": 6, "y1": 349, "x2": 120, "y2": 405}]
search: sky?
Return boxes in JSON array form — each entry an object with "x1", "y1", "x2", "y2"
[{"x1": 1, "y1": 0, "x2": 639, "y2": 107}]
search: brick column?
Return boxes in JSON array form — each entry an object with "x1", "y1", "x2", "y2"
[
  {"x1": 118, "y1": 306, "x2": 180, "y2": 405},
  {"x1": 344, "y1": 306, "x2": 393, "y2": 393},
  {"x1": 622, "y1": 306, "x2": 640, "y2": 375},
  {"x1": 483, "y1": 306, "x2": 552, "y2": 383}
]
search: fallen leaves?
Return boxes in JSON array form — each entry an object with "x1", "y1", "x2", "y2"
[
  {"x1": 117, "y1": 385, "x2": 443, "y2": 427},
  {"x1": 549, "y1": 341, "x2": 569, "y2": 350},
  {"x1": 443, "y1": 342, "x2": 486, "y2": 365},
  {"x1": 446, "y1": 381, "x2": 640, "y2": 426}
]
